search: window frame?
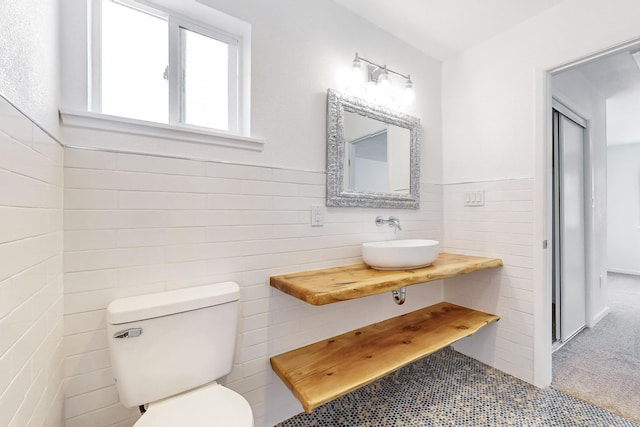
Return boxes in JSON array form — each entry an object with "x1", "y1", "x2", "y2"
[
  {"x1": 173, "y1": 17, "x2": 240, "y2": 132},
  {"x1": 90, "y1": 0, "x2": 242, "y2": 134}
]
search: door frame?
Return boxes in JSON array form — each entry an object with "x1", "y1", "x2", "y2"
[{"x1": 537, "y1": 42, "x2": 640, "y2": 385}]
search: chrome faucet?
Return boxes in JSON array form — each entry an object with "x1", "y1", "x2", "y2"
[{"x1": 375, "y1": 216, "x2": 402, "y2": 234}]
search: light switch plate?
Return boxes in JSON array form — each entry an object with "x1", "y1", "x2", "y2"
[{"x1": 464, "y1": 190, "x2": 485, "y2": 207}]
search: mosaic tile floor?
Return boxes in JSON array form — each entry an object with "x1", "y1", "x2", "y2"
[{"x1": 277, "y1": 347, "x2": 639, "y2": 427}]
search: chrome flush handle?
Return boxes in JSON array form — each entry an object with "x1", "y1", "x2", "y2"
[{"x1": 113, "y1": 328, "x2": 143, "y2": 339}]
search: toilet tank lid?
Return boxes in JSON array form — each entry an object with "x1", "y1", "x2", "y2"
[{"x1": 107, "y1": 281, "x2": 239, "y2": 325}]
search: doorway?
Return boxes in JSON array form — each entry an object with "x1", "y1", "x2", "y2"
[
  {"x1": 551, "y1": 103, "x2": 588, "y2": 347},
  {"x1": 547, "y1": 44, "x2": 640, "y2": 422}
]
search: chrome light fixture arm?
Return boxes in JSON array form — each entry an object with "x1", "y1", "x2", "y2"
[{"x1": 354, "y1": 52, "x2": 412, "y2": 83}]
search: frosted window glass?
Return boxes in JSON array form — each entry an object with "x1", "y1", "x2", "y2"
[
  {"x1": 182, "y1": 28, "x2": 229, "y2": 130},
  {"x1": 101, "y1": 0, "x2": 168, "y2": 123}
]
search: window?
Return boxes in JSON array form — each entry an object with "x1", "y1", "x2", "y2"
[{"x1": 94, "y1": 0, "x2": 240, "y2": 133}]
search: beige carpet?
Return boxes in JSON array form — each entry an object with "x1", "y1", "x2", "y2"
[{"x1": 553, "y1": 272, "x2": 640, "y2": 424}]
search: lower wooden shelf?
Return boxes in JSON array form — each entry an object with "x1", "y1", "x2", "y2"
[{"x1": 270, "y1": 302, "x2": 499, "y2": 413}]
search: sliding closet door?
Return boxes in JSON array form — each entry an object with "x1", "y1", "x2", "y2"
[{"x1": 554, "y1": 109, "x2": 587, "y2": 342}]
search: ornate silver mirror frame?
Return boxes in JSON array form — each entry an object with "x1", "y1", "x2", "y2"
[{"x1": 326, "y1": 88, "x2": 421, "y2": 209}]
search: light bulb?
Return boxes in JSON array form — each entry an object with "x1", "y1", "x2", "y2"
[
  {"x1": 352, "y1": 54, "x2": 364, "y2": 76},
  {"x1": 351, "y1": 59, "x2": 364, "y2": 82},
  {"x1": 348, "y1": 53, "x2": 365, "y2": 95},
  {"x1": 377, "y1": 68, "x2": 391, "y2": 90},
  {"x1": 376, "y1": 67, "x2": 392, "y2": 105},
  {"x1": 405, "y1": 76, "x2": 413, "y2": 91},
  {"x1": 402, "y1": 76, "x2": 415, "y2": 110}
]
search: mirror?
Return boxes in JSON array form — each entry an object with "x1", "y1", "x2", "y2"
[{"x1": 326, "y1": 89, "x2": 420, "y2": 208}]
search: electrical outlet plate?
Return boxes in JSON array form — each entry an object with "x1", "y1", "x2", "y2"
[{"x1": 311, "y1": 204, "x2": 325, "y2": 226}]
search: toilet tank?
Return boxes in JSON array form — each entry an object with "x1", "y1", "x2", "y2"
[{"x1": 106, "y1": 282, "x2": 239, "y2": 408}]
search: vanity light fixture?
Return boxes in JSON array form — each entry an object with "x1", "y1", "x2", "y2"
[{"x1": 349, "y1": 53, "x2": 415, "y2": 110}]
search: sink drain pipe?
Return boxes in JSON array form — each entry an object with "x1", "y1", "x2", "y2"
[{"x1": 392, "y1": 287, "x2": 406, "y2": 305}]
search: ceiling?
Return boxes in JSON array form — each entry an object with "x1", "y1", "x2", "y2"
[
  {"x1": 569, "y1": 50, "x2": 640, "y2": 145},
  {"x1": 576, "y1": 51, "x2": 640, "y2": 145},
  {"x1": 335, "y1": 0, "x2": 640, "y2": 146},
  {"x1": 578, "y1": 52, "x2": 640, "y2": 99},
  {"x1": 333, "y1": 0, "x2": 565, "y2": 60}
]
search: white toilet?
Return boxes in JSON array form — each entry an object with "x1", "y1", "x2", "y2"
[{"x1": 106, "y1": 281, "x2": 254, "y2": 426}]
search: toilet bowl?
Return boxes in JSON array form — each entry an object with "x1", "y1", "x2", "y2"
[
  {"x1": 133, "y1": 382, "x2": 253, "y2": 427},
  {"x1": 106, "y1": 282, "x2": 253, "y2": 427}
]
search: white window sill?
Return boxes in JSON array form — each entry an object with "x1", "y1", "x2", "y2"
[{"x1": 59, "y1": 110, "x2": 264, "y2": 151}]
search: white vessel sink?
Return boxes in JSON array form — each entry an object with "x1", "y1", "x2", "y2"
[{"x1": 362, "y1": 239, "x2": 440, "y2": 270}]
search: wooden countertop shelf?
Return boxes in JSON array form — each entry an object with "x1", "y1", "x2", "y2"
[
  {"x1": 270, "y1": 252, "x2": 503, "y2": 305},
  {"x1": 270, "y1": 301, "x2": 500, "y2": 413}
]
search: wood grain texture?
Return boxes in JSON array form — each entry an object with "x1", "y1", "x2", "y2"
[
  {"x1": 270, "y1": 252, "x2": 503, "y2": 305},
  {"x1": 270, "y1": 302, "x2": 500, "y2": 413}
]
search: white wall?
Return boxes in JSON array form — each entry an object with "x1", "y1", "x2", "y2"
[
  {"x1": 607, "y1": 143, "x2": 640, "y2": 275},
  {"x1": 443, "y1": 179, "x2": 535, "y2": 381},
  {"x1": 442, "y1": 0, "x2": 640, "y2": 387},
  {"x1": 62, "y1": 149, "x2": 444, "y2": 427},
  {"x1": 0, "y1": 97, "x2": 64, "y2": 426},
  {"x1": 59, "y1": 0, "x2": 442, "y2": 182},
  {"x1": 0, "y1": 1, "x2": 65, "y2": 426},
  {"x1": 58, "y1": 1, "x2": 444, "y2": 426},
  {"x1": 0, "y1": 0, "x2": 60, "y2": 137},
  {"x1": 552, "y1": 69, "x2": 609, "y2": 326}
]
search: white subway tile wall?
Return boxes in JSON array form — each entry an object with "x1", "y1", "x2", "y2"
[
  {"x1": 63, "y1": 147, "x2": 444, "y2": 427},
  {"x1": 442, "y1": 179, "x2": 535, "y2": 382},
  {"x1": 0, "y1": 97, "x2": 64, "y2": 426}
]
